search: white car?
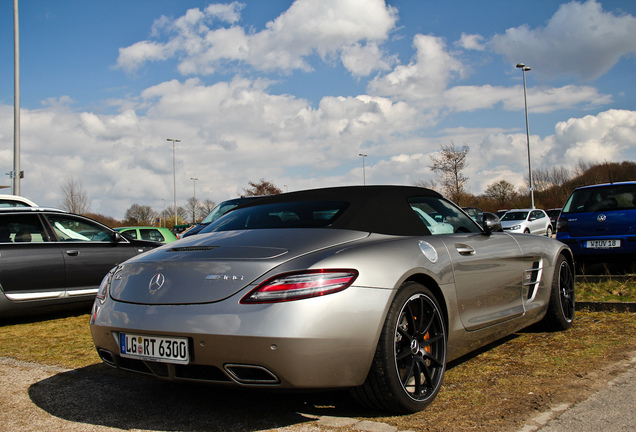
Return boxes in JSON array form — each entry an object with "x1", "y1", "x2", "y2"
[
  {"x1": 0, "y1": 194, "x2": 37, "y2": 208},
  {"x1": 500, "y1": 209, "x2": 552, "y2": 236}
]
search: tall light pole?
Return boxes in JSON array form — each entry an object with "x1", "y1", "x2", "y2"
[
  {"x1": 190, "y1": 177, "x2": 198, "y2": 223},
  {"x1": 359, "y1": 153, "x2": 368, "y2": 185},
  {"x1": 161, "y1": 198, "x2": 166, "y2": 227},
  {"x1": 516, "y1": 63, "x2": 534, "y2": 209},
  {"x1": 190, "y1": 177, "x2": 198, "y2": 200},
  {"x1": 13, "y1": 0, "x2": 21, "y2": 195},
  {"x1": 167, "y1": 138, "x2": 180, "y2": 225}
]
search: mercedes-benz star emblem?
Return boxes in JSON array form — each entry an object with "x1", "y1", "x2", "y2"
[
  {"x1": 597, "y1": 214, "x2": 607, "y2": 222},
  {"x1": 149, "y1": 273, "x2": 166, "y2": 294}
]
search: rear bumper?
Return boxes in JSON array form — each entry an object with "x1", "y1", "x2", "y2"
[
  {"x1": 90, "y1": 286, "x2": 393, "y2": 389},
  {"x1": 556, "y1": 235, "x2": 636, "y2": 263}
]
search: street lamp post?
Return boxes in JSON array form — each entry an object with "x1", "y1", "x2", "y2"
[
  {"x1": 190, "y1": 177, "x2": 198, "y2": 223},
  {"x1": 167, "y1": 138, "x2": 180, "y2": 226},
  {"x1": 13, "y1": 0, "x2": 21, "y2": 196},
  {"x1": 161, "y1": 198, "x2": 166, "y2": 227},
  {"x1": 516, "y1": 63, "x2": 534, "y2": 209},
  {"x1": 359, "y1": 153, "x2": 368, "y2": 185}
]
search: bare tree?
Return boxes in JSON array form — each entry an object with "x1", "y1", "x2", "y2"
[
  {"x1": 184, "y1": 197, "x2": 200, "y2": 223},
  {"x1": 484, "y1": 180, "x2": 518, "y2": 207},
  {"x1": 243, "y1": 179, "x2": 282, "y2": 196},
  {"x1": 60, "y1": 176, "x2": 90, "y2": 214},
  {"x1": 429, "y1": 142, "x2": 470, "y2": 204},
  {"x1": 412, "y1": 178, "x2": 439, "y2": 192},
  {"x1": 198, "y1": 198, "x2": 216, "y2": 220},
  {"x1": 160, "y1": 206, "x2": 187, "y2": 228},
  {"x1": 124, "y1": 204, "x2": 158, "y2": 226}
]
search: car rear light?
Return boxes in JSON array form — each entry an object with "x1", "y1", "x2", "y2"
[
  {"x1": 240, "y1": 269, "x2": 359, "y2": 304},
  {"x1": 556, "y1": 217, "x2": 569, "y2": 233},
  {"x1": 96, "y1": 267, "x2": 118, "y2": 302}
]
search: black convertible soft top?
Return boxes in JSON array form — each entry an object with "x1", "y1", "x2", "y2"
[{"x1": 233, "y1": 185, "x2": 443, "y2": 236}]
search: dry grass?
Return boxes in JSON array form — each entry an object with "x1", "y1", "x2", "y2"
[
  {"x1": 372, "y1": 311, "x2": 636, "y2": 431},
  {"x1": 576, "y1": 276, "x2": 636, "y2": 302},
  {"x1": 0, "y1": 310, "x2": 99, "y2": 369}
]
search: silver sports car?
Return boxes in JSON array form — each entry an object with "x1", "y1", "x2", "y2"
[{"x1": 90, "y1": 186, "x2": 575, "y2": 413}]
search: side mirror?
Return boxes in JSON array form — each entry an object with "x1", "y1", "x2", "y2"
[
  {"x1": 113, "y1": 232, "x2": 125, "y2": 243},
  {"x1": 482, "y1": 212, "x2": 502, "y2": 235}
]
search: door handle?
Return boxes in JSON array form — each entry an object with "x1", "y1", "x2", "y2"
[
  {"x1": 455, "y1": 244, "x2": 475, "y2": 255},
  {"x1": 66, "y1": 250, "x2": 80, "y2": 256}
]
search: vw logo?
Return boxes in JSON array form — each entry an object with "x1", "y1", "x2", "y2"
[
  {"x1": 149, "y1": 273, "x2": 166, "y2": 294},
  {"x1": 597, "y1": 214, "x2": 607, "y2": 222}
]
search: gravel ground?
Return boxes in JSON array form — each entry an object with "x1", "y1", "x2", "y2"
[{"x1": 2, "y1": 353, "x2": 636, "y2": 432}]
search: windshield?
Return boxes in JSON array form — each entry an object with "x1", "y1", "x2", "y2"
[
  {"x1": 201, "y1": 202, "x2": 241, "y2": 224},
  {"x1": 201, "y1": 201, "x2": 349, "y2": 232},
  {"x1": 501, "y1": 211, "x2": 528, "y2": 221},
  {"x1": 563, "y1": 184, "x2": 636, "y2": 213}
]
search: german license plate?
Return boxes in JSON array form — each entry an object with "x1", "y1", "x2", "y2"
[
  {"x1": 585, "y1": 239, "x2": 621, "y2": 249},
  {"x1": 119, "y1": 333, "x2": 189, "y2": 364}
]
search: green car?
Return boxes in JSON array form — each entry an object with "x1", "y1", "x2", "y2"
[{"x1": 114, "y1": 226, "x2": 177, "y2": 243}]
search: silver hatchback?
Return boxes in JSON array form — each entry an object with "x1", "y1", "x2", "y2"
[{"x1": 500, "y1": 209, "x2": 552, "y2": 236}]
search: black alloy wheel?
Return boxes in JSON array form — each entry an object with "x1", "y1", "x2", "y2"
[
  {"x1": 557, "y1": 257, "x2": 575, "y2": 323},
  {"x1": 353, "y1": 282, "x2": 447, "y2": 413},
  {"x1": 540, "y1": 255, "x2": 575, "y2": 331}
]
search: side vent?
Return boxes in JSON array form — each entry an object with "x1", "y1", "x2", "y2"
[{"x1": 524, "y1": 259, "x2": 543, "y2": 302}]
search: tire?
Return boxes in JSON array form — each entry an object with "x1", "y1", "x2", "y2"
[
  {"x1": 540, "y1": 255, "x2": 575, "y2": 331},
  {"x1": 546, "y1": 226, "x2": 553, "y2": 237},
  {"x1": 524, "y1": 228, "x2": 530, "y2": 234},
  {"x1": 352, "y1": 282, "x2": 447, "y2": 413}
]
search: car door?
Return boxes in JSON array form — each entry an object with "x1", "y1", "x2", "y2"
[
  {"x1": 530, "y1": 210, "x2": 544, "y2": 234},
  {"x1": 410, "y1": 197, "x2": 525, "y2": 331},
  {"x1": 0, "y1": 213, "x2": 66, "y2": 300},
  {"x1": 42, "y1": 213, "x2": 146, "y2": 294}
]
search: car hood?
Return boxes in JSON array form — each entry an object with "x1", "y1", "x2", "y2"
[
  {"x1": 500, "y1": 220, "x2": 525, "y2": 228},
  {"x1": 109, "y1": 228, "x2": 369, "y2": 305}
]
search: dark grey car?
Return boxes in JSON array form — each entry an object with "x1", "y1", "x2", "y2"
[{"x1": 0, "y1": 207, "x2": 160, "y2": 316}]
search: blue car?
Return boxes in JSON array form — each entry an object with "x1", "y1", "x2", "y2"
[{"x1": 556, "y1": 182, "x2": 636, "y2": 268}]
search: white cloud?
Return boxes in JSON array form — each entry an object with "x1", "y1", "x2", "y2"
[
  {"x1": 116, "y1": 41, "x2": 173, "y2": 74},
  {"x1": 340, "y1": 42, "x2": 395, "y2": 77},
  {"x1": 444, "y1": 84, "x2": 611, "y2": 113},
  {"x1": 368, "y1": 34, "x2": 463, "y2": 103},
  {"x1": 116, "y1": 0, "x2": 398, "y2": 76},
  {"x1": 490, "y1": 0, "x2": 636, "y2": 80},
  {"x1": 369, "y1": 33, "x2": 611, "y2": 116},
  {"x1": 466, "y1": 109, "x2": 636, "y2": 193},
  {"x1": 456, "y1": 33, "x2": 485, "y2": 51},
  {"x1": 557, "y1": 109, "x2": 636, "y2": 161}
]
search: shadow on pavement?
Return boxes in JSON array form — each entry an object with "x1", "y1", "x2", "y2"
[{"x1": 28, "y1": 364, "x2": 372, "y2": 431}]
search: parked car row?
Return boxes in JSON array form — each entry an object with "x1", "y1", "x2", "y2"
[
  {"x1": 463, "y1": 207, "x2": 552, "y2": 237},
  {"x1": 9, "y1": 182, "x2": 636, "y2": 413}
]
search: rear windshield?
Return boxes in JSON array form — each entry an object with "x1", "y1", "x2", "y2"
[
  {"x1": 562, "y1": 184, "x2": 636, "y2": 213},
  {"x1": 201, "y1": 201, "x2": 349, "y2": 232}
]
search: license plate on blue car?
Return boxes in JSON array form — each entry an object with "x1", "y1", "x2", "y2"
[
  {"x1": 119, "y1": 333, "x2": 189, "y2": 364},
  {"x1": 585, "y1": 239, "x2": 621, "y2": 249}
]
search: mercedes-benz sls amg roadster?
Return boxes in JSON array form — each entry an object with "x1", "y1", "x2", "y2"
[{"x1": 90, "y1": 186, "x2": 575, "y2": 413}]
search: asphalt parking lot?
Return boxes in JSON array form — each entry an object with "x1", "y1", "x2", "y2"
[{"x1": 2, "y1": 350, "x2": 635, "y2": 432}]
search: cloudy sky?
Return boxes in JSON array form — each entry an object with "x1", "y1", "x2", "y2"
[{"x1": 1, "y1": 0, "x2": 635, "y2": 219}]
